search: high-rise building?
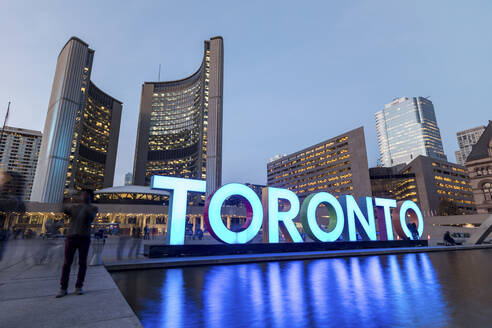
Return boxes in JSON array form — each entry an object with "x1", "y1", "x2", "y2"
[
  {"x1": 31, "y1": 37, "x2": 122, "y2": 203},
  {"x1": 465, "y1": 121, "x2": 492, "y2": 214},
  {"x1": 124, "y1": 172, "x2": 133, "y2": 186},
  {"x1": 454, "y1": 125, "x2": 485, "y2": 166},
  {"x1": 0, "y1": 126, "x2": 42, "y2": 200},
  {"x1": 133, "y1": 37, "x2": 223, "y2": 201},
  {"x1": 267, "y1": 127, "x2": 372, "y2": 201},
  {"x1": 376, "y1": 97, "x2": 446, "y2": 167}
]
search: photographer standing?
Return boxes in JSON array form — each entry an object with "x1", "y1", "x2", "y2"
[{"x1": 56, "y1": 189, "x2": 98, "y2": 298}]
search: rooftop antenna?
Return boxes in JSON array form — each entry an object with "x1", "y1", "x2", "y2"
[{"x1": 158, "y1": 64, "x2": 161, "y2": 81}]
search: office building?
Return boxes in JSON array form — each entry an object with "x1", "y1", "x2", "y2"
[
  {"x1": 0, "y1": 126, "x2": 42, "y2": 200},
  {"x1": 376, "y1": 97, "x2": 446, "y2": 167},
  {"x1": 267, "y1": 127, "x2": 372, "y2": 200},
  {"x1": 374, "y1": 155, "x2": 475, "y2": 216},
  {"x1": 455, "y1": 125, "x2": 485, "y2": 166},
  {"x1": 124, "y1": 172, "x2": 133, "y2": 186},
  {"x1": 369, "y1": 164, "x2": 418, "y2": 203},
  {"x1": 31, "y1": 37, "x2": 122, "y2": 203},
  {"x1": 465, "y1": 121, "x2": 492, "y2": 213},
  {"x1": 133, "y1": 37, "x2": 223, "y2": 201}
]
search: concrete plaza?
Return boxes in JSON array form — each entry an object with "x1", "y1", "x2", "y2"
[{"x1": 0, "y1": 238, "x2": 142, "y2": 328}]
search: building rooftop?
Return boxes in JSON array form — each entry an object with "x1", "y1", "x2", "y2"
[
  {"x1": 466, "y1": 121, "x2": 492, "y2": 162},
  {"x1": 3, "y1": 126, "x2": 42, "y2": 136},
  {"x1": 457, "y1": 125, "x2": 486, "y2": 136}
]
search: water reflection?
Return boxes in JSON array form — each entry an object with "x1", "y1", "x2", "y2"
[{"x1": 112, "y1": 251, "x2": 492, "y2": 328}]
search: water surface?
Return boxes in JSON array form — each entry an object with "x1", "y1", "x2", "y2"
[{"x1": 112, "y1": 249, "x2": 492, "y2": 328}]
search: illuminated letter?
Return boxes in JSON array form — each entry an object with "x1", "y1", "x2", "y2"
[
  {"x1": 262, "y1": 187, "x2": 302, "y2": 243},
  {"x1": 151, "y1": 176, "x2": 206, "y2": 245},
  {"x1": 341, "y1": 195, "x2": 377, "y2": 241},
  {"x1": 374, "y1": 198, "x2": 397, "y2": 240},
  {"x1": 300, "y1": 192, "x2": 344, "y2": 242},
  {"x1": 204, "y1": 183, "x2": 263, "y2": 244},
  {"x1": 393, "y1": 200, "x2": 424, "y2": 239}
]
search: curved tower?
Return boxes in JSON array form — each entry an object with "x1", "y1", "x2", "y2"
[
  {"x1": 133, "y1": 36, "x2": 223, "y2": 202},
  {"x1": 31, "y1": 37, "x2": 122, "y2": 203}
]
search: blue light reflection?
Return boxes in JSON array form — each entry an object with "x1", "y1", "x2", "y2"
[{"x1": 114, "y1": 253, "x2": 454, "y2": 328}]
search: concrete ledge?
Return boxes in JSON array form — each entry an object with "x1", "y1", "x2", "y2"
[
  {"x1": 106, "y1": 244, "x2": 492, "y2": 272},
  {"x1": 144, "y1": 240, "x2": 427, "y2": 257}
]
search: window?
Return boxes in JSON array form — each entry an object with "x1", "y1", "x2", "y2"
[{"x1": 483, "y1": 182, "x2": 492, "y2": 201}]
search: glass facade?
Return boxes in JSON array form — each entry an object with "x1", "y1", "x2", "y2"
[
  {"x1": 376, "y1": 97, "x2": 446, "y2": 167},
  {"x1": 369, "y1": 167, "x2": 418, "y2": 203},
  {"x1": 145, "y1": 69, "x2": 206, "y2": 185},
  {"x1": 64, "y1": 82, "x2": 120, "y2": 198},
  {"x1": 133, "y1": 37, "x2": 223, "y2": 203}
]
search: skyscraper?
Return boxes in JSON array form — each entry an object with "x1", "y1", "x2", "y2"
[
  {"x1": 133, "y1": 37, "x2": 223, "y2": 200},
  {"x1": 375, "y1": 97, "x2": 446, "y2": 167},
  {"x1": 0, "y1": 126, "x2": 42, "y2": 200},
  {"x1": 454, "y1": 125, "x2": 485, "y2": 166},
  {"x1": 31, "y1": 37, "x2": 122, "y2": 203}
]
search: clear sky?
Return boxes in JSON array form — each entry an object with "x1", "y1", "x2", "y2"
[{"x1": 1, "y1": 1, "x2": 491, "y2": 186}]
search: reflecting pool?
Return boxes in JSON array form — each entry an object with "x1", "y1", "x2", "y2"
[{"x1": 112, "y1": 249, "x2": 492, "y2": 328}]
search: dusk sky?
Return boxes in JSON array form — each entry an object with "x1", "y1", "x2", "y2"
[{"x1": 1, "y1": 1, "x2": 491, "y2": 186}]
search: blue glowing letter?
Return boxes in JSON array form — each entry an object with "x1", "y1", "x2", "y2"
[
  {"x1": 300, "y1": 192, "x2": 344, "y2": 242},
  {"x1": 374, "y1": 198, "x2": 397, "y2": 241},
  {"x1": 204, "y1": 183, "x2": 263, "y2": 244},
  {"x1": 151, "y1": 176, "x2": 206, "y2": 245},
  {"x1": 263, "y1": 187, "x2": 302, "y2": 243},
  {"x1": 341, "y1": 196, "x2": 377, "y2": 241},
  {"x1": 399, "y1": 200, "x2": 424, "y2": 239}
]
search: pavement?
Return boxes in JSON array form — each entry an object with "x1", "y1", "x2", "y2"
[{"x1": 0, "y1": 238, "x2": 142, "y2": 328}]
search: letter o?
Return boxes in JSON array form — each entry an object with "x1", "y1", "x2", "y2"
[
  {"x1": 392, "y1": 200, "x2": 424, "y2": 239},
  {"x1": 204, "y1": 183, "x2": 263, "y2": 244},
  {"x1": 300, "y1": 192, "x2": 344, "y2": 242}
]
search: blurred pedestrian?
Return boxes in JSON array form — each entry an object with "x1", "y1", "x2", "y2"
[
  {"x1": 128, "y1": 226, "x2": 142, "y2": 258},
  {"x1": 144, "y1": 225, "x2": 150, "y2": 240},
  {"x1": 0, "y1": 171, "x2": 26, "y2": 262},
  {"x1": 443, "y1": 231, "x2": 456, "y2": 246},
  {"x1": 116, "y1": 228, "x2": 129, "y2": 260},
  {"x1": 196, "y1": 228, "x2": 203, "y2": 240},
  {"x1": 56, "y1": 189, "x2": 98, "y2": 298}
]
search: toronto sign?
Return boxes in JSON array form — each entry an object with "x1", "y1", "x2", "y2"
[{"x1": 151, "y1": 175, "x2": 424, "y2": 245}]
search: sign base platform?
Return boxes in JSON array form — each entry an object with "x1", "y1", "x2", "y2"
[{"x1": 144, "y1": 240, "x2": 428, "y2": 258}]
